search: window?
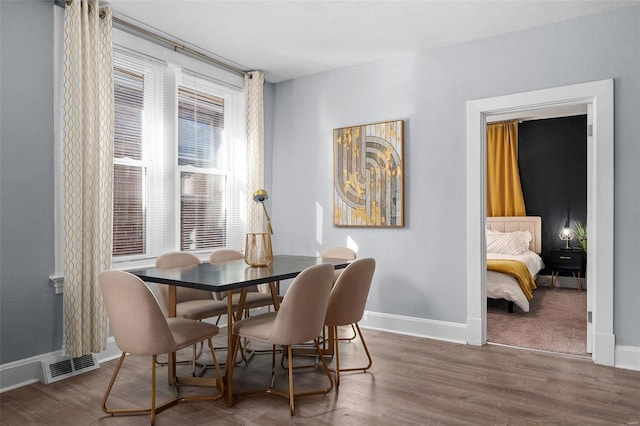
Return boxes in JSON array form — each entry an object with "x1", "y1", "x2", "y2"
[
  {"x1": 113, "y1": 66, "x2": 145, "y2": 256},
  {"x1": 110, "y1": 47, "x2": 246, "y2": 266},
  {"x1": 177, "y1": 80, "x2": 227, "y2": 250},
  {"x1": 53, "y1": 26, "x2": 247, "y2": 275}
]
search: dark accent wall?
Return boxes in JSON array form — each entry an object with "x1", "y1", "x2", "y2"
[{"x1": 518, "y1": 115, "x2": 587, "y2": 274}]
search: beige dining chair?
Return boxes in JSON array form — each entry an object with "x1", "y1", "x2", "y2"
[
  {"x1": 156, "y1": 251, "x2": 228, "y2": 375},
  {"x1": 324, "y1": 257, "x2": 375, "y2": 386},
  {"x1": 99, "y1": 270, "x2": 224, "y2": 425},
  {"x1": 156, "y1": 251, "x2": 228, "y2": 321},
  {"x1": 227, "y1": 263, "x2": 335, "y2": 416},
  {"x1": 321, "y1": 246, "x2": 358, "y2": 341},
  {"x1": 321, "y1": 246, "x2": 356, "y2": 283}
]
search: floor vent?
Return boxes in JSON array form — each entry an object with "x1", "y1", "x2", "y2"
[{"x1": 41, "y1": 354, "x2": 99, "y2": 384}]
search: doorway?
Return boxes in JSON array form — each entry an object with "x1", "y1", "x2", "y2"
[
  {"x1": 486, "y1": 111, "x2": 588, "y2": 356},
  {"x1": 465, "y1": 80, "x2": 615, "y2": 366}
]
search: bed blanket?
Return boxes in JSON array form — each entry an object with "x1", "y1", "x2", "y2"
[{"x1": 486, "y1": 259, "x2": 537, "y2": 300}]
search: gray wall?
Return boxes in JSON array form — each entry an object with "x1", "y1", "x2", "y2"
[
  {"x1": 270, "y1": 6, "x2": 640, "y2": 346},
  {"x1": 1, "y1": 1, "x2": 62, "y2": 364},
  {"x1": 1, "y1": 2, "x2": 638, "y2": 366}
]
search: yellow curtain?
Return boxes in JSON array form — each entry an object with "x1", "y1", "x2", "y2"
[{"x1": 486, "y1": 121, "x2": 526, "y2": 217}]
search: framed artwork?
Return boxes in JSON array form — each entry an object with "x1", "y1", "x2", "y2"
[{"x1": 333, "y1": 120, "x2": 404, "y2": 227}]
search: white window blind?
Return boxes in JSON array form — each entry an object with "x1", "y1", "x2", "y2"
[
  {"x1": 177, "y1": 71, "x2": 245, "y2": 251},
  {"x1": 113, "y1": 49, "x2": 165, "y2": 259}
]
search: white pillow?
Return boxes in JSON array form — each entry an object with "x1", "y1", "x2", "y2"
[{"x1": 486, "y1": 230, "x2": 532, "y2": 255}]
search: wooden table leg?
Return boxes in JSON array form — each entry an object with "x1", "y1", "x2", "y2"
[
  {"x1": 225, "y1": 291, "x2": 234, "y2": 406},
  {"x1": 268, "y1": 281, "x2": 281, "y2": 310},
  {"x1": 168, "y1": 285, "x2": 177, "y2": 385},
  {"x1": 225, "y1": 289, "x2": 250, "y2": 406},
  {"x1": 326, "y1": 325, "x2": 335, "y2": 355}
]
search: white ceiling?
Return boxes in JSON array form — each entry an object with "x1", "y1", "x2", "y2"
[{"x1": 107, "y1": 0, "x2": 638, "y2": 83}]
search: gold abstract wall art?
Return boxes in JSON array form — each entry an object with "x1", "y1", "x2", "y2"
[{"x1": 333, "y1": 120, "x2": 404, "y2": 227}]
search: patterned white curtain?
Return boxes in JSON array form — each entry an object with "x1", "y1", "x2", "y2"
[
  {"x1": 245, "y1": 71, "x2": 266, "y2": 233},
  {"x1": 62, "y1": 0, "x2": 113, "y2": 357}
]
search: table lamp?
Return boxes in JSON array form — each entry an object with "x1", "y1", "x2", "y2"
[
  {"x1": 559, "y1": 220, "x2": 574, "y2": 249},
  {"x1": 245, "y1": 189, "x2": 274, "y2": 266},
  {"x1": 252, "y1": 189, "x2": 273, "y2": 234}
]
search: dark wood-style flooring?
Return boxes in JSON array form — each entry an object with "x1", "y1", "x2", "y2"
[{"x1": 1, "y1": 328, "x2": 639, "y2": 425}]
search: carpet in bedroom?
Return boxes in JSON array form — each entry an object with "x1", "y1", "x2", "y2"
[{"x1": 487, "y1": 286, "x2": 588, "y2": 356}]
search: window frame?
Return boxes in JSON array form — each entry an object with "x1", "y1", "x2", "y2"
[{"x1": 53, "y1": 25, "x2": 247, "y2": 277}]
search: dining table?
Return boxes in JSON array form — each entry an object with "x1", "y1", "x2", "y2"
[{"x1": 129, "y1": 254, "x2": 350, "y2": 405}]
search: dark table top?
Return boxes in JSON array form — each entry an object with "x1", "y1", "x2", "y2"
[{"x1": 130, "y1": 254, "x2": 350, "y2": 292}]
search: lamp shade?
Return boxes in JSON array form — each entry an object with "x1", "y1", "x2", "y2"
[
  {"x1": 252, "y1": 189, "x2": 268, "y2": 203},
  {"x1": 559, "y1": 221, "x2": 574, "y2": 249}
]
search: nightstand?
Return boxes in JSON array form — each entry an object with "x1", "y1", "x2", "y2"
[{"x1": 550, "y1": 249, "x2": 584, "y2": 290}]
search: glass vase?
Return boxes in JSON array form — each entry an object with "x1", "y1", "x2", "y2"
[{"x1": 244, "y1": 233, "x2": 273, "y2": 267}]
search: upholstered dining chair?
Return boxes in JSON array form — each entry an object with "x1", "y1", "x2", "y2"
[
  {"x1": 321, "y1": 246, "x2": 356, "y2": 283},
  {"x1": 227, "y1": 263, "x2": 335, "y2": 416},
  {"x1": 99, "y1": 270, "x2": 224, "y2": 425},
  {"x1": 156, "y1": 251, "x2": 228, "y2": 374},
  {"x1": 155, "y1": 251, "x2": 228, "y2": 310},
  {"x1": 156, "y1": 251, "x2": 228, "y2": 321},
  {"x1": 209, "y1": 248, "x2": 281, "y2": 315},
  {"x1": 320, "y1": 246, "x2": 358, "y2": 341},
  {"x1": 324, "y1": 257, "x2": 376, "y2": 386}
]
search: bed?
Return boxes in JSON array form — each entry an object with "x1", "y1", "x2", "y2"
[{"x1": 486, "y1": 216, "x2": 544, "y2": 313}]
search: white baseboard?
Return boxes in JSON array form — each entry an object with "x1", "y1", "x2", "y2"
[
  {"x1": 0, "y1": 338, "x2": 121, "y2": 394},
  {"x1": 594, "y1": 331, "x2": 616, "y2": 366},
  {"x1": 615, "y1": 345, "x2": 640, "y2": 371},
  {"x1": 360, "y1": 310, "x2": 468, "y2": 344}
]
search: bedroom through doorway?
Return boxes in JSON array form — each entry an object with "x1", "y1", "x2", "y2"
[{"x1": 485, "y1": 108, "x2": 589, "y2": 357}]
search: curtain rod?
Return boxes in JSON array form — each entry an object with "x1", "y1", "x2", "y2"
[{"x1": 54, "y1": 0, "x2": 250, "y2": 78}]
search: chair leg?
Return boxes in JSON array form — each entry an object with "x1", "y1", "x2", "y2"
[
  {"x1": 354, "y1": 323, "x2": 373, "y2": 371},
  {"x1": 239, "y1": 336, "x2": 256, "y2": 364},
  {"x1": 151, "y1": 355, "x2": 157, "y2": 425},
  {"x1": 101, "y1": 352, "x2": 126, "y2": 415},
  {"x1": 103, "y1": 347, "x2": 224, "y2": 424},
  {"x1": 188, "y1": 340, "x2": 208, "y2": 377},
  {"x1": 102, "y1": 352, "x2": 180, "y2": 423},
  {"x1": 337, "y1": 324, "x2": 357, "y2": 342},
  {"x1": 314, "y1": 338, "x2": 335, "y2": 396},
  {"x1": 234, "y1": 339, "x2": 333, "y2": 415},
  {"x1": 206, "y1": 338, "x2": 224, "y2": 396},
  {"x1": 276, "y1": 340, "x2": 334, "y2": 400},
  {"x1": 192, "y1": 344, "x2": 198, "y2": 377},
  {"x1": 182, "y1": 339, "x2": 225, "y2": 402},
  {"x1": 271, "y1": 344, "x2": 277, "y2": 388},
  {"x1": 334, "y1": 325, "x2": 341, "y2": 386},
  {"x1": 155, "y1": 342, "x2": 202, "y2": 367},
  {"x1": 333, "y1": 323, "x2": 373, "y2": 377},
  {"x1": 287, "y1": 345, "x2": 295, "y2": 416}
]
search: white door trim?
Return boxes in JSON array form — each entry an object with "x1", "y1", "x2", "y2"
[{"x1": 466, "y1": 79, "x2": 615, "y2": 366}]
